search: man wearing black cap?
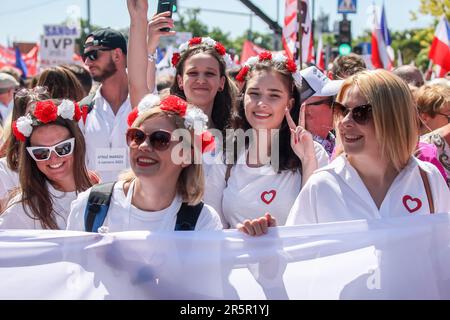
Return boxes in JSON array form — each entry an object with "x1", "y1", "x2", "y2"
[{"x1": 80, "y1": 28, "x2": 131, "y2": 183}]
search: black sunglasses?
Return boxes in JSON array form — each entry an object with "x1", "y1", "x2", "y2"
[
  {"x1": 82, "y1": 48, "x2": 113, "y2": 62},
  {"x1": 126, "y1": 128, "x2": 172, "y2": 151},
  {"x1": 304, "y1": 97, "x2": 334, "y2": 107},
  {"x1": 333, "y1": 101, "x2": 373, "y2": 125}
]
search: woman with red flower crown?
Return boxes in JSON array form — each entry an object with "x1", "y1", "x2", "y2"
[
  {"x1": 0, "y1": 96, "x2": 98, "y2": 229},
  {"x1": 126, "y1": 0, "x2": 237, "y2": 171},
  {"x1": 204, "y1": 52, "x2": 330, "y2": 236},
  {"x1": 66, "y1": 94, "x2": 222, "y2": 232}
]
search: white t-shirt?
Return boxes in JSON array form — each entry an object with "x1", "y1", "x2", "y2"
[
  {"x1": 79, "y1": 87, "x2": 132, "y2": 183},
  {"x1": 0, "y1": 157, "x2": 19, "y2": 200},
  {"x1": 0, "y1": 183, "x2": 77, "y2": 229},
  {"x1": 66, "y1": 180, "x2": 223, "y2": 232},
  {"x1": 203, "y1": 142, "x2": 329, "y2": 228},
  {"x1": 286, "y1": 155, "x2": 450, "y2": 225}
]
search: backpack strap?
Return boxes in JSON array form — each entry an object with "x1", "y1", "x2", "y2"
[
  {"x1": 175, "y1": 202, "x2": 204, "y2": 231},
  {"x1": 84, "y1": 182, "x2": 116, "y2": 232},
  {"x1": 419, "y1": 167, "x2": 435, "y2": 214},
  {"x1": 225, "y1": 164, "x2": 233, "y2": 187}
]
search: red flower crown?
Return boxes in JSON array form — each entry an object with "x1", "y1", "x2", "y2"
[
  {"x1": 12, "y1": 100, "x2": 82, "y2": 142},
  {"x1": 236, "y1": 51, "x2": 301, "y2": 88},
  {"x1": 171, "y1": 37, "x2": 233, "y2": 69}
]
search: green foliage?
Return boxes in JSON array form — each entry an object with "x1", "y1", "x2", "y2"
[{"x1": 418, "y1": 0, "x2": 450, "y2": 20}]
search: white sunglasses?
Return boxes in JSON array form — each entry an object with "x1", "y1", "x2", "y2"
[{"x1": 26, "y1": 138, "x2": 75, "y2": 161}]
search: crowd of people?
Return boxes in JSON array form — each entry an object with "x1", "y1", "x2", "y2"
[{"x1": 0, "y1": 0, "x2": 449, "y2": 238}]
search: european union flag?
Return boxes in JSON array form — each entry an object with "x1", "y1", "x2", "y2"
[{"x1": 15, "y1": 47, "x2": 28, "y2": 79}]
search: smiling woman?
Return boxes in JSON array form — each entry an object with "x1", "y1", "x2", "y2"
[{"x1": 0, "y1": 98, "x2": 96, "y2": 230}]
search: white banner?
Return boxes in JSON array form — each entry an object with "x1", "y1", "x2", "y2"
[{"x1": 1, "y1": 214, "x2": 450, "y2": 300}]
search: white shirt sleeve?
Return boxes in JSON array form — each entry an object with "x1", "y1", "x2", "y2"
[
  {"x1": 66, "y1": 188, "x2": 92, "y2": 231},
  {"x1": 203, "y1": 163, "x2": 229, "y2": 228},
  {"x1": 0, "y1": 197, "x2": 38, "y2": 229},
  {"x1": 194, "y1": 204, "x2": 223, "y2": 231},
  {"x1": 313, "y1": 141, "x2": 329, "y2": 169},
  {"x1": 286, "y1": 171, "x2": 325, "y2": 225}
]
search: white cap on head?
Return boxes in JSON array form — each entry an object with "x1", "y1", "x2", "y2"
[
  {"x1": 0, "y1": 73, "x2": 19, "y2": 91},
  {"x1": 300, "y1": 66, "x2": 344, "y2": 97}
]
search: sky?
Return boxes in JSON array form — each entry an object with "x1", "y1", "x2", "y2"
[{"x1": 0, "y1": 0, "x2": 436, "y2": 46}]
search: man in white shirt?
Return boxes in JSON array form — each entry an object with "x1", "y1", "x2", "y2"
[
  {"x1": 0, "y1": 73, "x2": 19, "y2": 126},
  {"x1": 80, "y1": 28, "x2": 132, "y2": 183}
]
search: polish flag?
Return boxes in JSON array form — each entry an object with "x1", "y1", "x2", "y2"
[
  {"x1": 282, "y1": 0, "x2": 313, "y2": 64},
  {"x1": 316, "y1": 34, "x2": 325, "y2": 71},
  {"x1": 429, "y1": 16, "x2": 450, "y2": 78}
]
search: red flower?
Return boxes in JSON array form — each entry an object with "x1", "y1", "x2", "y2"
[
  {"x1": 236, "y1": 66, "x2": 250, "y2": 83},
  {"x1": 127, "y1": 108, "x2": 139, "y2": 127},
  {"x1": 215, "y1": 42, "x2": 226, "y2": 56},
  {"x1": 189, "y1": 37, "x2": 202, "y2": 46},
  {"x1": 285, "y1": 59, "x2": 297, "y2": 73},
  {"x1": 258, "y1": 51, "x2": 272, "y2": 61},
  {"x1": 160, "y1": 95, "x2": 187, "y2": 116},
  {"x1": 12, "y1": 121, "x2": 26, "y2": 142},
  {"x1": 34, "y1": 100, "x2": 58, "y2": 123},
  {"x1": 171, "y1": 53, "x2": 181, "y2": 66},
  {"x1": 73, "y1": 102, "x2": 82, "y2": 122},
  {"x1": 201, "y1": 131, "x2": 215, "y2": 153}
]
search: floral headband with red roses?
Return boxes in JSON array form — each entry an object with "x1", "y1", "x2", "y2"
[
  {"x1": 12, "y1": 100, "x2": 82, "y2": 142},
  {"x1": 236, "y1": 51, "x2": 302, "y2": 89},
  {"x1": 171, "y1": 37, "x2": 234, "y2": 69},
  {"x1": 127, "y1": 95, "x2": 215, "y2": 153}
]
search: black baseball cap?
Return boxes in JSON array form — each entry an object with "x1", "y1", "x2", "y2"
[{"x1": 85, "y1": 28, "x2": 127, "y2": 55}]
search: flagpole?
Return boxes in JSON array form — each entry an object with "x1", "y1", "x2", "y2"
[{"x1": 297, "y1": 0, "x2": 303, "y2": 67}]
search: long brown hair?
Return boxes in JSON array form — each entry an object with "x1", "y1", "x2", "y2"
[
  {"x1": 230, "y1": 61, "x2": 302, "y2": 172},
  {"x1": 170, "y1": 44, "x2": 237, "y2": 133},
  {"x1": 2, "y1": 87, "x2": 50, "y2": 170},
  {"x1": 3, "y1": 99, "x2": 93, "y2": 229},
  {"x1": 35, "y1": 66, "x2": 85, "y2": 101}
]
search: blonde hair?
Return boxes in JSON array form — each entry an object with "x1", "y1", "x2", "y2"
[
  {"x1": 415, "y1": 84, "x2": 450, "y2": 116},
  {"x1": 120, "y1": 106, "x2": 205, "y2": 205},
  {"x1": 335, "y1": 69, "x2": 418, "y2": 172}
]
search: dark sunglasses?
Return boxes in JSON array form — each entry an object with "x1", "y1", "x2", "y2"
[
  {"x1": 333, "y1": 101, "x2": 373, "y2": 125},
  {"x1": 82, "y1": 48, "x2": 113, "y2": 62},
  {"x1": 26, "y1": 138, "x2": 75, "y2": 161},
  {"x1": 126, "y1": 128, "x2": 172, "y2": 151}
]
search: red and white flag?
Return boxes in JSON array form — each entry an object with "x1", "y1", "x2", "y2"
[
  {"x1": 429, "y1": 16, "x2": 450, "y2": 78},
  {"x1": 282, "y1": 0, "x2": 313, "y2": 64},
  {"x1": 371, "y1": 6, "x2": 393, "y2": 70},
  {"x1": 316, "y1": 34, "x2": 325, "y2": 71}
]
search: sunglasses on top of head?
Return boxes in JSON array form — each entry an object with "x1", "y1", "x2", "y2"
[
  {"x1": 82, "y1": 48, "x2": 113, "y2": 62},
  {"x1": 26, "y1": 137, "x2": 75, "y2": 162},
  {"x1": 126, "y1": 128, "x2": 172, "y2": 151},
  {"x1": 333, "y1": 101, "x2": 373, "y2": 125}
]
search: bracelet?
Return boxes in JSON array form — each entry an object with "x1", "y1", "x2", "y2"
[{"x1": 148, "y1": 52, "x2": 158, "y2": 62}]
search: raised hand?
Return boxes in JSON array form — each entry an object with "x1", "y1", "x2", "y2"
[
  {"x1": 237, "y1": 213, "x2": 277, "y2": 237},
  {"x1": 147, "y1": 11, "x2": 176, "y2": 54},
  {"x1": 127, "y1": 0, "x2": 148, "y2": 18},
  {"x1": 285, "y1": 106, "x2": 316, "y2": 162}
]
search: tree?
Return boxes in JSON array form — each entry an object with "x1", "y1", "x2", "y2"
[{"x1": 416, "y1": 0, "x2": 450, "y2": 21}]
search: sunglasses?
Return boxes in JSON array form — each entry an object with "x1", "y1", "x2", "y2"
[
  {"x1": 333, "y1": 101, "x2": 373, "y2": 125},
  {"x1": 126, "y1": 128, "x2": 172, "y2": 151},
  {"x1": 82, "y1": 48, "x2": 113, "y2": 62},
  {"x1": 26, "y1": 138, "x2": 75, "y2": 161}
]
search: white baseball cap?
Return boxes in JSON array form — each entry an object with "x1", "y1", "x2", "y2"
[{"x1": 300, "y1": 66, "x2": 344, "y2": 97}]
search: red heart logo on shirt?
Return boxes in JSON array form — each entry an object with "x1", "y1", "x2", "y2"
[
  {"x1": 261, "y1": 190, "x2": 276, "y2": 205},
  {"x1": 402, "y1": 195, "x2": 422, "y2": 213}
]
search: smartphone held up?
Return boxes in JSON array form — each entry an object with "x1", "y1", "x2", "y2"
[{"x1": 157, "y1": 0, "x2": 175, "y2": 32}]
